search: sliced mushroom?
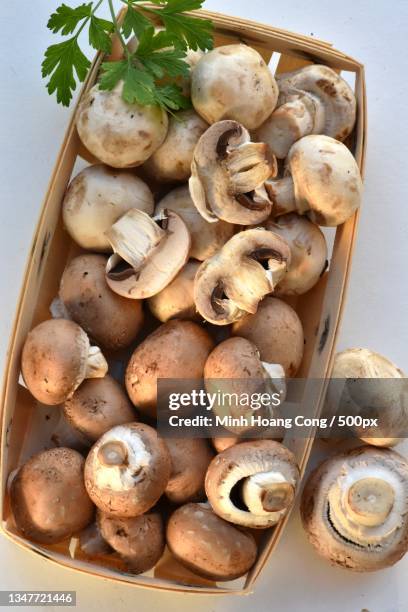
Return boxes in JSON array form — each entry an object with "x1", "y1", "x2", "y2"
[
  {"x1": 164, "y1": 439, "x2": 213, "y2": 504},
  {"x1": 10, "y1": 448, "x2": 94, "y2": 543},
  {"x1": 194, "y1": 228, "x2": 291, "y2": 325},
  {"x1": 256, "y1": 65, "x2": 356, "y2": 159},
  {"x1": 189, "y1": 120, "x2": 276, "y2": 225},
  {"x1": 76, "y1": 81, "x2": 168, "y2": 168},
  {"x1": 84, "y1": 423, "x2": 171, "y2": 517},
  {"x1": 143, "y1": 110, "x2": 208, "y2": 182},
  {"x1": 105, "y1": 208, "x2": 190, "y2": 299},
  {"x1": 191, "y1": 44, "x2": 279, "y2": 129},
  {"x1": 148, "y1": 261, "x2": 200, "y2": 323},
  {"x1": 21, "y1": 319, "x2": 108, "y2": 405},
  {"x1": 62, "y1": 165, "x2": 154, "y2": 251},
  {"x1": 125, "y1": 320, "x2": 214, "y2": 418},
  {"x1": 98, "y1": 511, "x2": 165, "y2": 573},
  {"x1": 205, "y1": 441, "x2": 299, "y2": 528},
  {"x1": 204, "y1": 337, "x2": 285, "y2": 434},
  {"x1": 266, "y1": 213, "x2": 328, "y2": 295},
  {"x1": 167, "y1": 503, "x2": 257, "y2": 580},
  {"x1": 327, "y1": 348, "x2": 407, "y2": 447},
  {"x1": 63, "y1": 375, "x2": 136, "y2": 442},
  {"x1": 301, "y1": 446, "x2": 408, "y2": 571},
  {"x1": 265, "y1": 135, "x2": 362, "y2": 226},
  {"x1": 155, "y1": 186, "x2": 235, "y2": 260},
  {"x1": 59, "y1": 254, "x2": 144, "y2": 350},
  {"x1": 232, "y1": 296, "x2": 304, "y2": 377}
]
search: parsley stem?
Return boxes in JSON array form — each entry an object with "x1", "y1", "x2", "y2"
[
  {"x1": 108, "y1": 0, "x2": 131, "y2": 59},
  {"x1": 76, "y1": 0, "x2": 105, "y2": 38}
]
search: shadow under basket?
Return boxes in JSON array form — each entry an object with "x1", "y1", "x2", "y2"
[{"x1": 0, "y1": 8, "x2": 366, "y2": 596}]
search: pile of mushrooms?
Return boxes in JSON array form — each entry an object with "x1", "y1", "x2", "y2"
[{"x1": 15, "y1": 39, "x2": 404, "y2": 586}]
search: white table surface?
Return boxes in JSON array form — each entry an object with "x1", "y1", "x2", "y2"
[{"x1": 1, "y1": 1, "x2": 408, "y2": 610}]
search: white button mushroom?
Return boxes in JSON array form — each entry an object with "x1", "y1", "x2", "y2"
[
  {"x1": 191, "y1": 44, "x2": 278, "y2": 129},
  {"x1": 148, "y1": 260, "x2": 201, "y2": 323},
  {"x1": 327, "y1": 348, "x2": 407, "y2": 447},
  {"x1": 105, "y1": 208, "x2": 191, "y2": 299},
  {"x1": 164, "y1": 438, "x2": 214, "y2": 504},
  {"x1": 62, "y1": 165, "x2": 154, "y2": 252},
  {"x1": 21, "y1": 319, "x2": 108, "y2": 405},
  {"x1": 232, "y1": 296, "x2": 304, "y2": 377},
  {"x1": 205, "y1": 441, "x2": 299, "y2": 528},
  {"x1": 194, "y1": 229, "x2": 291, "y2": 326},
  {"x1": 143, "y1": 110, "x2": 208, "y2": 182},
  {"x1": 265, "y1": 135, "x2": 363, "y2": 226},
  {"x1": 301, "y1": 446, "x2": 408, "y2": 571},
  {"x1": 189, "y1": 120, "x2": 276, "y2": 225},
  {"x1": 10, "y1": 447, "x2": 94, "y2": 544},
  {"x1": 59, "y1": 254, "x2": 144, "y2": 350},
  {"x1": 76, "y1": 81, "x2": 168, "y2": 168},
  {"x1": 84, "y1": 423, "x2": 171, "y2": 517},
  {"x1": 155, "y1": 185, "x2": 235, "y2": 261},
  {"x1": 255, "y1": 65, "x2": 356, "y2": 159},
  {"x1": 266, "y1": 213, "x2": 328, "y2": 295}
]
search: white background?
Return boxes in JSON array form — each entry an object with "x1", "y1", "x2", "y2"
[{"x1": 1, "y1": 1, "x2": 408, "y2": 610}]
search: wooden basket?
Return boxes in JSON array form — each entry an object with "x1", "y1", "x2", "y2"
[{"x1": 0, "y1": 8, "x2": 366, "y2": 596}]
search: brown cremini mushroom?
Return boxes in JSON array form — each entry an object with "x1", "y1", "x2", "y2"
[
  {"x1": 59, "y1": 254, "x2": 144, "y2": 350},
  {"x1": 63, "y1": 375, "x2": 136, "y2": 442},
  {"x1": 266, "y1": 213, "x2": 328, "y2": 295},
  {"x1": 265, "y1": 135, "x2": 362, "y2": 226},
  {"x1": 191, "y1": 44, "x2": 278, "y2": 129},
  {"x1": 98, "y1": 511, "x2": 165, "y2": 573},
  {"x1": 232, "y1": 296, "x2": 304, "y2": 377},
  {"x1": 21, "y1": 319, "x2": 108, "y2": 405},
  {"x1": 212, "y1": 437, "x2": 239, "y2": 453},
  {"x1": 62, "y1": 165, "x2": 154, "y2": 251},
  {"x1": 10, "y1": 447, "x2": 94, "y2": 544},
  {"x1": 256, "y1": 65, "x2": 356, "y2": 159},
  {"x1": 76, "y1": 82, "x2": 168, "y2": 168},
  {"x1": 84, "y1": 423, "x2": 171, "y2": 517},
  {"x1": 105, "y1": 208, "x2": 190, "y2": 299},
  {"x1": 206, "y1": 441, "x2": 299, "y2": 528},
  {"x1": 166, "y1": 503, "x2": 257, "y2": 580},
  {"x1": 164, "y1": 438, "x2": 214, "y2": 504},
  {"x1": 147, "y1": 260, "x2": 200, "y2": 323},
  {"x1": 125, "y1": 320, "x2": 214, "y2": 418},
  {"x1": 194, "y1": 229, "x2": 291, "y2": 325},
  {"x1": 155, "y1": 186, "x2": 235, "y2": 261},
  {"x1": 189, "y1": 120, "x2": 276, "y2": 225},
  {"x1": 301, "y1": 446, "x2": 408, "y2": 571}
]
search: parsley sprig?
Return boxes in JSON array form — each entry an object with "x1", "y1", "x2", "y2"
[{"x1": 42, "y1": 0, "x2": 213, "y2": 110}]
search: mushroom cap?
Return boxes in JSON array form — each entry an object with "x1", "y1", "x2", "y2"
[
  {"x1": 164, "y1": 438, "x2": 214, "y2": 504},
  {"x1": 105, "y1": 209, "x2": 191, "y2": 299},
  {"x1": 266, "y1": 213, "x2": 328, "y2": 295},
  {"x1": 327, "y1": 348, "x2": 406, "y2": 447},
  {"x1": 125, "y1": 320, "x2": 214, "y2": 418},
  {"x1": 232, "y1": 296, "x2": 304, "y2": 377},
  {"x1": 76, "y1": 82, "x2": 168, "y2": 168},
  {"x1": 59, "y1": 254, "x2": 144, "y2": 350},
  {"x1": 10, "y1": 447, "x2": 94, "y2": 544},
  {"x1": 205, "y1": 440, "x2": 299, "y2": 528},
  {"x1": 21, "y1": 319, "x2": 107, "y2": 405},
  {"x1": 98, "y1": 511, "x2": 165, "y2": 573},
  {"x1": 191, "y1": 44, "x2": 278, "y2": 130},
  {"x1": 212, "y1": 437, "x2": 239, "y2": 453},
  {"x1": 63, "y1": 375, "x2": 136, "y2": 441},
  {"x1": 166, "y1": 503, "x2": 257, "y2": 580},
  {"x1": 300, "y1": 446, "x2": 408, "y2": 571},
  {"x1": 148, "y1": 260, "x2": 201, "y2": 323},
  {"x1": 189, "y1": 120, "x2": 276, "y2": 225},
  {"x1": 62, "y1": 165, "x2": 154, "y2": 251},
  {"x1": 256, "y1": 64, "x2": 356, "y2": 159},
  {"x1": 194, "y1": 229, "x2": 291, "y2": 326},
  {"x1": 143, "y1": 110, "x2": 208, "y2": 182},
  {"x1": 155, "y1": 186, "x2": 235, "y2": 261},
  {"x1": 84, "y1": 423, "x2": 171, "y2": 517}
]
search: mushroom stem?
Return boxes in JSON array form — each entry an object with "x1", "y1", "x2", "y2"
[
  {"x1": 85, "y1": 345, "x2": 108, "y2": 380},
  {"x1": 227, "y1": 143, "x2": 276, "y2": 193},
  {"x1": 265, "y1": 175, "x2": 296, "y2": 215},
  {"x1": 242, "y1": 471, "x2": 295, "y2": 515},
  {"x1": 262, "y1": 362, "x2": 286, "y2": 401},
  {"x1": 97, "y1": 440, "x2": 128, "y2": 467},
  {"x1": 346, "y1": 478, "x2": 395, "y2": 527}
]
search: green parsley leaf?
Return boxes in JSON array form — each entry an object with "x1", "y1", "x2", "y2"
[
  {"x1": 155, "y1": 84, "x2": 191, "y2": 110},
  {"x1": 42, "y1": 37, "x2": 91, "y2": 106},
  {"x1": 89, "y1": 15, "x2": 114, "y2": 53},
  {"x1": 134, "y1": 27, "x2": 189, "y2": 79},
  {"x1": 159, "y1": 12, "x2": 213, "y2": 50},
  {"x1": 100, "y1": 60, "x2": 156, "y2": 106},
  {"x1": 122, "y1": 5, "x2": 151, "y2": 38},
  {"x1": 47, "y1": 3, "x2": 92, "y2": 35}
]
